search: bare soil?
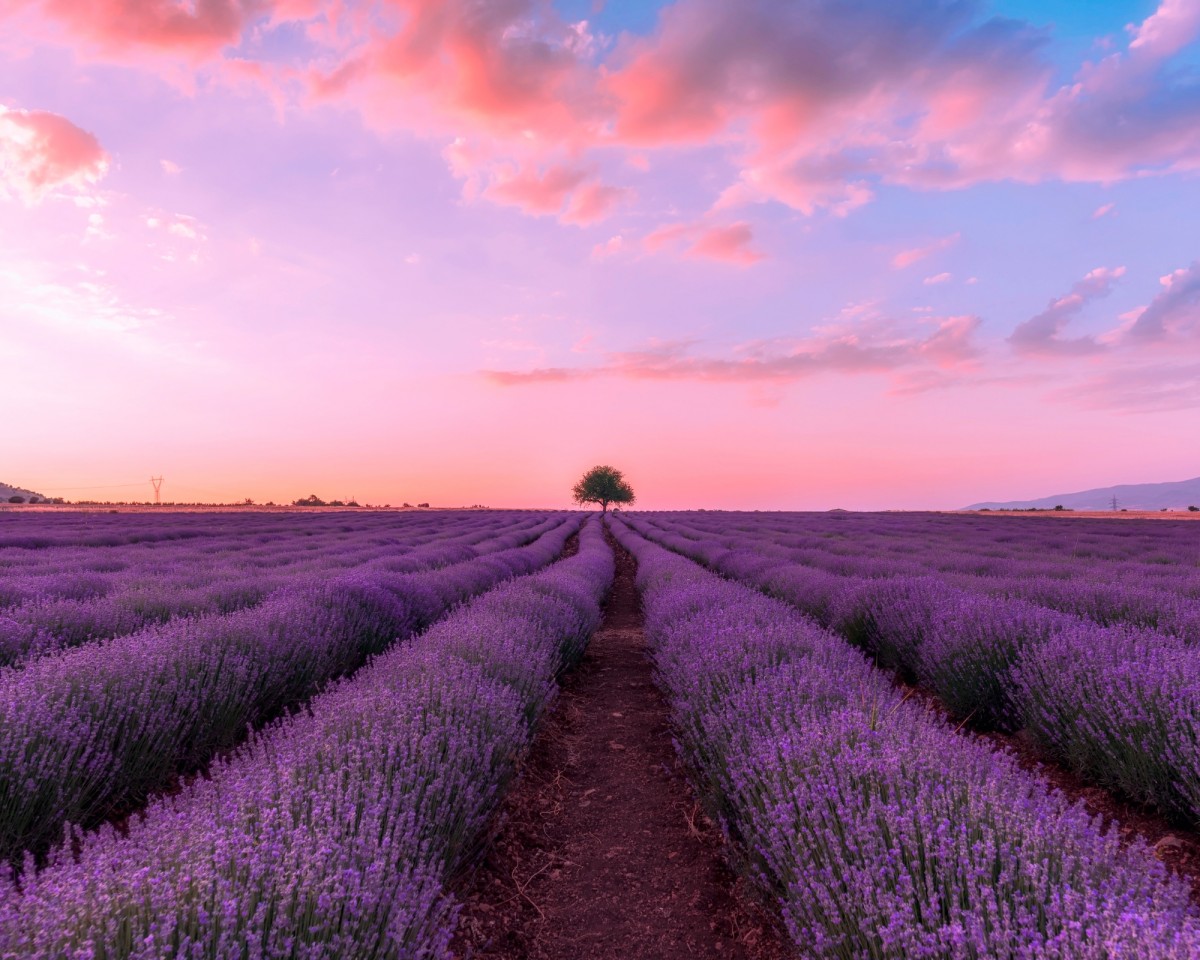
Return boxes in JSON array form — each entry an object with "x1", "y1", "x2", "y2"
[{"x1": 450, "y1": 531, "x2": 792, "y2": 960}]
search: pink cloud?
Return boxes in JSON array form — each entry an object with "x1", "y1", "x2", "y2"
[
  {"x1": 1092, "y1": 201, "x2": 1116, "y2": 219},
  {"x1": 893, "y1": 233, "x2": 960, "y2": 270},
  {"x1": 643, "y1": 219, "x2": 765, "y2": 264},
  {"x1": 1128, "y1": 0, "x2": 1200, "y2": 59},
  {"x1": 0, "y1": 105, "x2": 109, "y2": 202},
  {"x1": 145, "y1": 211, "x2": 208, "y2": 243},
  {"x1": 1009, "y1": 266, "x2": 1125, "y2": 356},
  {"x1": 484, "y1": 164, "x2": 589, "y2": 216},
  {"x1": 1054, "y1": 362, "x2": 1200, "y2": 412},
  {"x1": 1127, "y1": 261, "x2": 1200, "y2": 341},
  {"x1": 16, "y1": 0, "x2": 252, "y2": 57},
  {"x1": 923, "y1": 272, "x2": 952, "y2": 286},
  {"x1": 13, "y1": 0, "x2": 1200, "y2": 227},
  {"x1": 561, "y1": 181, "x2": 630, "y2": 225},
  {"x1": 604, "y1": 0, "x2": 1200, "y2": 212},
  {"x1": 643, "y1": 221, "x2": 693, "y2": 254},
  {"x1": 716, "y1": 164, "x2": 874, "y2": 218},
  {"x1": 591, "y1": 235, "x2": 625, "y2": 260},
  {"x1": 917, "y1": 314, "x2": 982, "y2": 367},
  {"x1": 687, "y1": 222, "x2": 764, "y2": 264},
  {"x1": 306, "y1": 0, "x2": 604, "y2": 144},
  {"x1": 485, "y1": 308, "x2": 982, "y2": 386},
  {"x1": 472, "y1": 162, "x2": 627, "y2": 224}
]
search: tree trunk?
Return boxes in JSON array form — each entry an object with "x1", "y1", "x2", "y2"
[{"x1": 601, "y1": 500, "x2": 609, "y2": 514}]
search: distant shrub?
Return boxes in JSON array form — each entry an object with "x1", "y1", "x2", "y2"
[
  {"x1": 1054, "y1": 504, "x2": 1064, "y2": 511},
  {"x1": 293, "y1": 494, "x2": 326, "y2": 507},
  {"x1": 1190, "y1": 506, "x2": 1199, "y2": 512},
  {"x1": 418, "y1": 502, "x2": 430, "y2": 508},
  {"x1": 8, "y1": 496, "x2": 25, "y2": 504}
]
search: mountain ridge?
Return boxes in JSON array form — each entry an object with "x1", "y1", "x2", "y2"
[
  {"x1": 963, "y1": 477, "x2": 1200, "y2": 511},
  {"x1": 0, "y1": 481, "x2": 48, "y2": 503}
]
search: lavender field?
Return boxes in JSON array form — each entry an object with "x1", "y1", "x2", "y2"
[
  {"x1": 0, "y1": 509, "x2": 618, "y2": 951},
  {"x1": 613, "y1": 511, "x2": 1200, "y2": 957},
  {"x1": 3, "y1": 508, "x2": 1200, "y2": 958}
]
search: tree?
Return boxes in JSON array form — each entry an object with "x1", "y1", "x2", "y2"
[{"x1": 573, "y1": 465, "x2": 635, "y2": 513}]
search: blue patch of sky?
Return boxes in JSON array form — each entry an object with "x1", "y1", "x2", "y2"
[
  {"x1": 987, "y1": 0, "x2": 1157, "y2": 77},
  {"x1": 234, "y1": 16, "x2": 325, "y2": 64},
  {"x1": 864, "y1": 172, "x2": 1200, "y2": 338},
  {"x1": 550, "y1": 1, "x2": 1154, "y2": 53},
  {"x1": 551, "y1": 0, "x2": 666, "y2": 39}
]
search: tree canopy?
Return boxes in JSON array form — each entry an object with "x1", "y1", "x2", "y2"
[{"x1": 573, "y1": 465, "x2": 635, "y2": 513}]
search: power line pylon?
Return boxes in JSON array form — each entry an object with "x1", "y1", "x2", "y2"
[{"x1": 150, "y1": 476, "x2": 164, "y2": 505}]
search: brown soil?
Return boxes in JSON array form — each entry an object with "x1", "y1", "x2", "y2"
[
  {"x1": 896, "y1": 680, "x2": 1200, "y2": 901},
  {"x1": 450, "y1": 531, "x2": 793, "y2": 960}
]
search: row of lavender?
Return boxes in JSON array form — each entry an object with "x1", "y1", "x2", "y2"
[
  {"x1": 0, "y1": 509, "x2": 452, "y2": 549},
  {"x1": 1, "y1": 519, "x2": 615, "y2": 958},
  {"x1": 670, "y1": 511, "x2": 1200, "y2": 583},
  {"x1": 0, "y1": 512, "x2": 521, "y2": 582},
  {"x1": 611, "y1": 516, "x2": 1200, "y2": 958},
  {"x1": 0, "y1": 513, "x2": 548, "y2": 665},
  {"x1": 0, "y1": 513, "x2": 576, "y2": 864},
  {"x1": 650, "y1": 512, "x2": 1200, "y2": 638},
  {"x1": 626, "y1": 513, "x2": 1200, "y2": 831}
]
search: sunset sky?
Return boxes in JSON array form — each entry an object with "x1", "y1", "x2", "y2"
[{"x1": 2, "y1": 0, "x2": 1199, "y2": 509}]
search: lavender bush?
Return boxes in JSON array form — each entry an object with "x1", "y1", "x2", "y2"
[
  {"x1": 624, "y1": 511, "x2": 1200, "y2": 821},
  {"x1": 0, "y1": 512, "x2": 557, "y2": 665},
  {"x1": 917, "y1": 595, "x2": 1077, "y2": 730},
  {"x1": 0, "y1": 515, "x2": 580, "y2": 863},
  {"x1": 611, "y1": 516, "x2": 1200, "y2": 959},
  {"x1": 0, "y1": 518, "x2": 614, "y2": 958},
  {"x1": 1015, "y1": 624, "x2": 1200, "y2": 823}
]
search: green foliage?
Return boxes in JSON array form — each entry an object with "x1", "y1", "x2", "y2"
[{"x1": 572, "y1": 465, "x2": 635, "y2": 513}]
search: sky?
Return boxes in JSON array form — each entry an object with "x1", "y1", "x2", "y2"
[{"x1": 1, "y1": 0, "x2": 1199, "y2": 510}]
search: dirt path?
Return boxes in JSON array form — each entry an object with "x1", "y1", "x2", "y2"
[{"x1": 450, "y1": 530, "x2": 791, "y2": 960}]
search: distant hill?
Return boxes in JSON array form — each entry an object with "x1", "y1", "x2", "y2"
[
  {"x1": 0, "y1": 481, "x2": 47, "y2": 503},
  {"x1": 964, "y1": 477, "x2": 1200, "y2": 511}
]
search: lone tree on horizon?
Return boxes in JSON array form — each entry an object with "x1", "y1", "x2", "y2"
[{"x1": 573, "y1": 465, "x2": 635, "y2": 513}]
